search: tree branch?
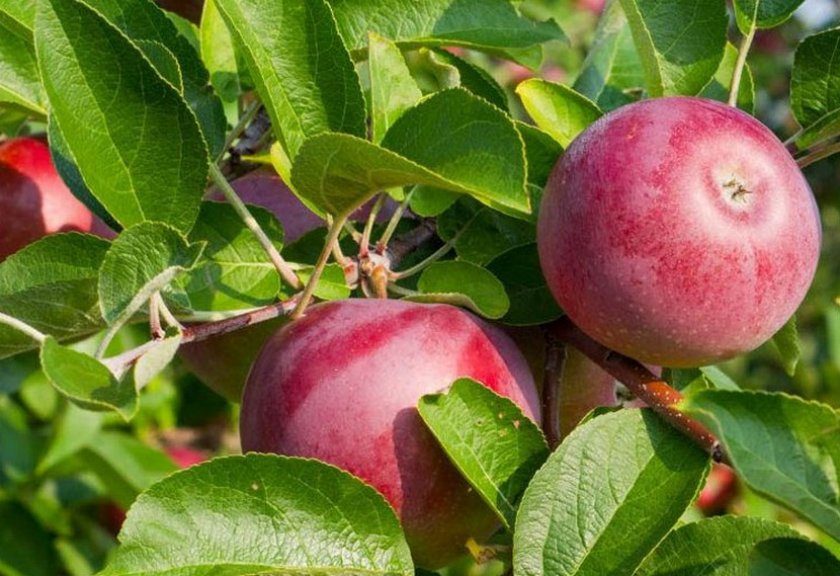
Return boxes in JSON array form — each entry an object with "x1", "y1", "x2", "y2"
[{"x1": 540, "y1": 327, "x2": 565, "y2": 450}]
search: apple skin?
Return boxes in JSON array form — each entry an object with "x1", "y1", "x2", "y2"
[
  {"x1": 0, "y1": 137, "x2": 101, "y2": 261},
  {"x1": 240, "y1": 299, "x2": 541, "y2": 569},
  {"x1": 538, "y1": 97, "x2": 821, "y2": 367},
  {"x1": 696, "y1": 463, "x2": 738, "y2": 515}
]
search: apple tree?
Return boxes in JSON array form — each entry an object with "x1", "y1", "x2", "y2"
[{"x1": 1, "y1": 0, "x2": 840, "y2": 574}]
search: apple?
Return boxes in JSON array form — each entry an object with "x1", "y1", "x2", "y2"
[
  {"x1": 240, "y1": 298, "x2": 540, "y2": 568},
  {"x1": 0, "y1": 137, "x2": 104, "y2": 261},
  {"x1": 538, "y1": 96, "x2": 821, "y2": 367},
  {"x1": 696, "y1": 463, "x2": 738, "y2": 515}
]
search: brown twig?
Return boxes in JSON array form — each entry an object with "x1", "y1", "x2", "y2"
[
  {"x1": 384, "y1": 218, "x2": 437, "y2": 266},
  {"x1": 550, "y1": 317, "x2": 725, "y2": 463},
  {"x1": 540, "y1": 327, "x2": 565, "y2": 450}
]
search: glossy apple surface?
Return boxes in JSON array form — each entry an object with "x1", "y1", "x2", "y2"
[
  {"x1": 240, "y1": 299, "x2": 540, "y2": 568},
  {"x1": 0, "y1": 137, "x2": 99, "y2": 261},
  {"x1": 538, "y1": 97, "x2": 821, "y2": 367}
]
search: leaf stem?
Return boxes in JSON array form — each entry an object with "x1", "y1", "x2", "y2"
[
  {"x1": 377, "y1": 187, "x2": 416, "y2": 250},
  {"x1": 796, "y1": 140, "x2": 840, "y2": 169},
  {"x1": 550, "y1": 316, "x2": 726, "y2": 463},
  {"x1": 291, "y1": 215, "x2": 348, "y2": 319},
  {"x1": 208, "y1": 164, "x2": 302, "y2": 290},
  {"x1": 359, "y1": 194, "x2": 387, "y2": 257},
  {"x1": 728, "y1": 24, "x2": 756, "y2": 107},
  {"x1": 155, "y1": 293, "x2": 183, "y2": 331},
  {"x1": 220, "y1": 100, "x2": 260, "y2": 161},
  {"x1": 391, "y1": 241, "x2": 454, "y2": 280},
  {"x1": 0, "y1": 313, "x2": 47, "y2": 344}
]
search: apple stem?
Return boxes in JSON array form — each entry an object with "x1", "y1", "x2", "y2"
[
  {"x1": 208, "y1": 164, "x2": 302, "y2": 290},
  {"x1": 291, "y1": 215, "x2": 348, "y2": 319},
  {"x1": 377, "y1": 186, "x2": 416, "y2": 251},
  {"x1": 540, "y1": 327, "x2": 565, "y2": 450},
  {"x1": 359, "y1": 194, "x2": 387, "y2": 257},
  {"x1": 0, "y1": 312, "x2": 47, "y2": 345},
  {"x1": 728, "y1": 23, "x2": 756, "y2": 107},
  {"x1": 796, "y1": 140, "x2": 840, "y2": 169},
  {"x1": 551, "y1": 317, "x2": 726, "y2": 463},
  {"x1": 155, "y1": 293, "x2": 183, "y2": 331}
]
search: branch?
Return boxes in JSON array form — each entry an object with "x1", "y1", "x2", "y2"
[
  {"x1": 550, "y1": 317, "x2": 725, "y2": 463},
  {"x1": 728, "y1": 23, "x2": 756, "y2": 107},
  {"x1": 796, "y1": 140, "x2": 840, "y2": 169},
  {"x1": 540, "y1": 327, "x2": 565, "y2": 450}
]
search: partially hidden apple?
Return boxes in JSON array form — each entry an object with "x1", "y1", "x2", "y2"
[
  {"x1": 239, "y1": 298, "x2": 541, "y2": 569},
  {"x1": 538, "y1": 97, "x2": 821, "y2": 367},
  {"x1": 0, "y1": 137, "x2": 106, "y2": 261}
]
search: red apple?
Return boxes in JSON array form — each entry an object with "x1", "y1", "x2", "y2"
[
  {"x1": 0, "y1": 137, "x2": 102, "y2": 261},
  {"x1": 240, "y1": 299, "x2": 540, "y2": 568},
  {"x1": 696, "y1": 463, "x2": 738, "y2": 515},
  {"x1": 538, "y1": 97, "x2": 821, "y2": 367}
]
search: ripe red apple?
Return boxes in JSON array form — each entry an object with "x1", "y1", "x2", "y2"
[
  {"x1": 538, "y1": 97, "x2": 821, "y2": 367},
  {"x1": 240, "y1": 299, "x2": 540, "y2": 568},
  {"x1": 0, "y1": 137, "x2": 102, "y2": 261},
  {"x1": 696, "y1": 463, "x2": 738, "y2": 515}
]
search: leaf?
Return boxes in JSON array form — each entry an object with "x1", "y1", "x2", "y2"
[
  {"x1": 80, "y1": 431, "x2": 178, "y2": 510},
  {"x1": 0, "y1": 0, "x2": 34, "y2": 39},
  {"x1": 409, "y1": 261, "x2": 510, "y2": 319},
  {"x1": 296, "y1": 263, "x2": 352, "y2": 301},
  {"x1": 328, "y1": 0, "x2": 566, "y2": 58},
  {"x1": 98, "y1": 223, "x2": 205, "y2": 327},
  {"x1": 429, "y1": 49, "x2": 508, "y2": 110},
  {"x1": 517, "y1": 122, "x2": 563, "y2": 187},
  {"x1": 734, "y1": 0, "x2": 806, "y2": 33},
  {"x1": 291, "y1": 90, "x2": 529, "y2": 217},
  {"x1": 682, "y1": 390, "x2": 840, "y2": 541},
  {"x1": 772, "y1": 315, "x2": 800, "y2": 377},
  {"x1": 35, "y1": 0, "x2": 209, "y2": 234},
  {"x1": 619, "y1": 0, "x2": 728, "y2": 97},
  {"x1": 791, "y1": 28, "x2": 840, "y2": 149},
  {"x1": 635, "y1": 516, "x2": 802, "y2": 575},
  {"x1": 41, "y1": 336, "x2": 138, "y2": 420},
  {"x1": 513, "y1": 409, "x2": 709, "y2": 576},
  {"x1": 517, "y1": 80, "x2": 602, "y2": 148},
  {"x1": 98, "y1": 454, "x2": 414, "y2": 576},
  {"x1": 199, "y1": 0, "x2": 241, "y2": 103},
  {"x1": 418, "y1": 378, "x2": 548, "y2": 529},
  {"x1": 133, "y1": 334, "x2": 182, "y2": 389},
  {"x1": 0, "y1": 21, "x2": 46, "y2": 114},
  {"x1": 749, "y1": 538, "x2": 840, "y2": 575},
  {"x1": 700, "y1": 42, "x2": 756, "y2": 114},
  {"x1": 573, "y1": 1, "x2": 645, "y2": 111},
  {"x1": 487, "y1": 243, "x2": 563, "y2": 326},
  {"x1": 36, "y1": 402, "x2": 104, "y2": 475},
  {"x1": 437, "y1": 199, "x2": 535, "y2": 265},
  {"x1": 0, "y1": 500, "x2": 58, "y2": 576},
  {"x1": 184, "y1": 202, "x2": 284, "y2": 311},
  {"x1": 0, "y1": 234, "x2": 109, "y2": 359},
  {"x1": 214, "y1": 0, "x2": 366, "y2": 160},
  {"x1": 368, "y1": 32, "x2": 423, "y2": 144},
  {"x1": 0, "y1": 397, "x2": 39, "y2": 485}
]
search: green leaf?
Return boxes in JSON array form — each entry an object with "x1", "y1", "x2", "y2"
[
  {"x1": 749, "y1": 538, "x2": 840, "y2": 575},
  {"x1": 0, "y1": 500, "x2": 58, "y2": 576},
  {"x1": 487, "y1": 243, "x2": 563, "y2": 326},
  {"x1": 134, "y1": 334, "x2": 182, "y2": 389},
  {"x1": 682, "y1": 390, "x2": 840, "y2": 541},
  {"x1": 573, "y1": 1, "x2": 645, "y2": 111},
  {"x1": 98, "y1": 223, "x2": 205, "y2": 327},
  {"x1": 409, "y1": 187, "x2": 460, "y2": 217},
  {"x1": 0, "y1": 21, "x2": 46, "y2": 114},
  {"x1": 329, "y1": 0, "x2": 566, "y2": 58},
  {"x1": 35, "y1": 0, "x2": 209, "y2": 234},
  {"x1": 734, "y1": 0, "x2": 806, "y2": 33},
  {"x1": 98, "y1": 454, "x2": 414, "y2": 576},
  {"x1": 409, "y1": 261, "x2": 510, "y2": 319},
  {"x1": 791, "y1": 28, "x2": 840, "y2": 149},
  {"x1": 0, "y1": 234, "x2": 109, "y2": 360},
  {"x1": 428, "y1": 49, "x2": 508, "y2": 110},
  {"x1": 368, "y1": 33, "x2": 423, "y2": 144},
  {"x1": 513, "y1": 409, "x2": 709, "y2": 576},
  {"x1": 517, "y1": 79, "x2": 602, "y2": 148},
  {"x1": 619, "y1": 0, "x2": 727, "y2": 97},
  {"x1": 214, "y1": 0, "x2": 366, "y2": 160},
  {"x1": 516, "y1": 122, "x2": 563, "y2": 187},
  {"x1": 41, "y1": 336, "x2": 138, "y2": 420},
  {"x1": 184, "y1": 202, "x2": 284, "y2": 311},
  {"x1": 635, "y1": 516, "x2": 802, "y2": 575},
  {"x1": 296, "y1": 263, "x2": 352, "y2": 301},
  {"x1": 199, "y1": 0, "x2": 241, "y2": 103},
  {"x1": 36, "y1": 402, "x2": 104, "y2": 475},
  {"x1": 772, "y1": 315, "x2": 800, "y2": 377},
  {"x1": 418, "y1": 378, "x2": 548, "y2": 529},
  {"x1": 291, "y1": 90, "x2": 529, "y2": 217},
  {"x1": 0, "y1": 0, "x2": 35, "y2": 39},
  {"x1": 437, "y1": 199, "x2": 535, "y2": 265},
  {"x1": 0, "y1": 397, "x2": 39, "y2": 485},
  {"x1": 700, "y1": 42, "x2": 756, "y2": 114},
  {"x1": 80, "y1": 431, "x2": 178, "y2": 510}
]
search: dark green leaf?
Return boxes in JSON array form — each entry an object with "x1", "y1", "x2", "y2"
[
  {"x1": 513, "y1": 409, "x2": 709, "y2": 576},
  {"x1": 214, "y1": 0, "x2": 366, "y2": 160},
  {"x1": 750, "y1": 538, "x2": 840, "y2": 575},
  {"x1": 0, "y1": 20, "x2": 46, "y2": 114},
  {"x1": 35, "y1": 0, "x2": 209, "y2": 233},
  {"x1": 0, "y1": 234, "x2": 108, "y2": 359},
  {"x1": 0, "y1": 397, "x2": 39, "y2": 485},
  {"x1": 0, "y1": 500, "x2": 57, "y2": 576},
  {"x1": 98, "y1": 454, "x2": 414, "y2": 576},
  {"x1": 429, "y1": 49, "x2": 508, "y2": 110},
  {"x1": 771, "y1": 315, "x2": 800, "y2": 377},
  {"x1": 791, "y1": 28, "x2": 840, "y2": 149},
  {"x1": 410, "y1": 261, "x2": 510, "y2": 319},
  {"x1": 620, "y1": 0, "x2": 727, "y2": 97},
  {"x1": 418, "y1": 378, "x2": 548, "y2": 529},
  {"x1": 734, "y1": 0, "x2": 806, "y2": 33},
  {"x1": 36, "y1": 402, "x2": 104, "y2": 475},
  {"x1": 487, "y1": 243, "x2": 562, "y2": 326},
  {"x1": 41, "y1": 337, "x2": 137, "y2": 420},
  {"x1": 682, "y1": 390, "x2": 840, "y2": 541},
  {"x1": 369, "y1": 32, "x2": 423, "y2": 144},
  {"x1": 437, "y1": 199, "x2": 535, "y2": 265},
  {"x1": 516, "y1": 122, "x2": 563, "y2": 188},
  {"x1": 517, "y1": 79, "x2": 602, "y2": 148}
]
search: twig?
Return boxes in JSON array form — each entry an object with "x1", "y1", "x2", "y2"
[
  {"x1": 391, "y1": 240, "x2": 454, "y2": 280},
  {"x1": 0, "y1": 312, "x2": 47, "y2": 344},
  {"x1": 728, "y1": 23, "x2": 756, "y2": 107},
  {"x1": 208, "y1": 164, "x2": 302, "y2": 290},
  {"x1": 220, "y1": 100, "x2": 261, "y2": 161},
  {"x1": 550, "y1": 317, "x2": 725, "y2": 463},
  {"x1": 377, "y1": 187, "x2": 416, "y2": 249},
  {"x1": 796, "y1": 140, "x2": 840, "y2": 169},
  {"x1": 386, "y1": 218, "x2": 437, "y2": 265},
  {"x1": 540, "y1": 327, "x2": 565, "y2": 450},
  {"x1": 291, "y1": 215, "x2": 348, "y2": 319}
]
